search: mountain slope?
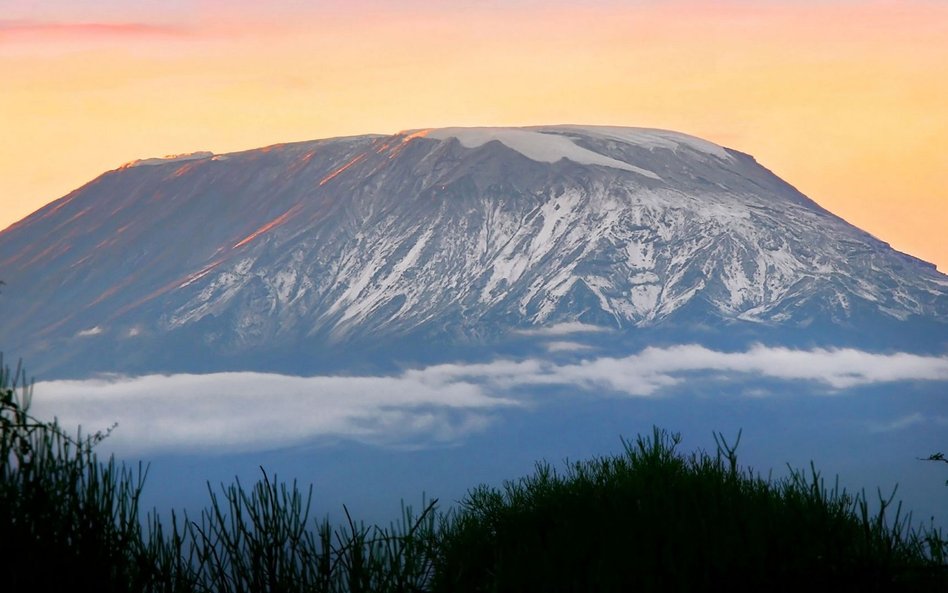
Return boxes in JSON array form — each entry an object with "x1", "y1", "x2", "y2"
[{"x1": 1, "y1": 126, "x2": 945, "y2": 377}]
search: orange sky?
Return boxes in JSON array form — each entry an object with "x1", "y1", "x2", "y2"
[{"x1": 1, "y1": 0, "x2": 945, "y2": 271}]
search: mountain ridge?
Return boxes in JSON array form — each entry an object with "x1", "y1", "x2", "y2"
[{"x1": 1, "y1": 125, "x2": 945, "y2": 377}]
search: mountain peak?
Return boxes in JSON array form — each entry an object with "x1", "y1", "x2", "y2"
[
  {"x1": 1, "y1": 124, "x2": 944, "y2": 377},
  {"x1": 406, "y1": 124, "x2": 734, "y2": 166},
  {"x1": 120, "y1": 151, "x2": 215, "y2": 169}
]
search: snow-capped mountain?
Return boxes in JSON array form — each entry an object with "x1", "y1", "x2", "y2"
[{"x1": 1, "y1": 125, "x2": 945, "y2": 377}]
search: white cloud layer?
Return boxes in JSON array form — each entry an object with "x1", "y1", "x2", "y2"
[
  {"x1": 512, "y1": 322, "x2": 612, "y2": 337},
  {"x1": 30, "y1": 345, "x2": 948, "y2": 455},
  {"x1": 867, "y1": 413, "x2": 948, "y2": 434},
  {"x1": 545, "y1": 341, "x2": 595, "y2": 353},
  {"x1": 31, "y1": 373, "x2": 518, "y2": 454}
]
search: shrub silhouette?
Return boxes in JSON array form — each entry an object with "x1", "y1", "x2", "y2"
[
  {"x1": 0, "y1": 356, "x2": 153, "y2": 592},
  {"x1": 431, "y1": 427, "x2": 947, "y2": 593},
  {"x1": 1, "y1": 353, "x2": 945, "y2": 592},
  {"x1": 0, "y1": 355, "x2": 439, "y2": 593}
]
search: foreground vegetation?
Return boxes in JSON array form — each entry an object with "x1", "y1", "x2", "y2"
[{"x1": 2, "y1": 356, "x2": 945, "y2": 592}]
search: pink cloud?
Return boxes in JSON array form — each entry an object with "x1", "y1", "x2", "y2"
[{"x1": 0, "y1": 19, "x2": 188, "y2": 41}]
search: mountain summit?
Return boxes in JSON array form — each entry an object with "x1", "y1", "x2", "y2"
[{"x1": 2, "y1": 126, "x2": 945, "y2": 376}]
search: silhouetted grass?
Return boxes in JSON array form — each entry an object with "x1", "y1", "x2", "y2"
[
  {"x1": 2, "y1": 354, "x2": 945, "y2": 592},
  {"x1": 430, "y1": 428, "x2": 947, "y2": 592},
  {"x1": 0, "y1": 356, "x2": 153, "y2": 592},
  {"x1": 1, "y1": 355, "x2": 437, "y2": 593}
]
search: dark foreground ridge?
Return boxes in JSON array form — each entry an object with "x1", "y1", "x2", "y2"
[{"x1": 2, "y1": 357, "x2": 946, "y2": 593}]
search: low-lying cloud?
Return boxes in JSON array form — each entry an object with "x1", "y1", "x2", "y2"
[
  {"x1": 32, "y1": 373, "x2": 517, "y2": 454},
  {"x1": 867, "y1": 412, "x2": 948, "y2": 434},
  {"x1": 31, "y1": 345, "x2": 948, "y2": 455},
  {"x1": 545, "y1": 340, "x2": 595, "y2": 353},
  {"x1": 76, "y1": 326, "x2": 104, "y2": 337},
  {"x1": 513, "y1": 322, "x2": 613, "y2": 337}
]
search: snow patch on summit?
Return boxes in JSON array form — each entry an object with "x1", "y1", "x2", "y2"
[
  {"x1": 123, "y1": 151, "x2": 214, "y2": 168},
  {"x1": 425, "y1": 128, "x2": 662, "y2": 180},
  {"x1": 551, "y1": 125, "x2": 734, "y2": 161}
]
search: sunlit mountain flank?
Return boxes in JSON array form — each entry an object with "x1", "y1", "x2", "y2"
[{"x1": 1, "y1": 126, "x2": 944, "y2": 378}]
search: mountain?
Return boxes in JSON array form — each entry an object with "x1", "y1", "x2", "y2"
[{"x1": 1, "y1": 125, "x2": 945, "y2": 377}]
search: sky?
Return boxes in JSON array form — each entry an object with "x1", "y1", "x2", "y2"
[{"x1": 1, "y1": 0, "x2": 946, "y2": 271}]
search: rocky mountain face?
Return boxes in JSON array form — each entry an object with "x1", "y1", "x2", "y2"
[{"x1": 1, "y1": 126, "x2": 945, "y2": 377}]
